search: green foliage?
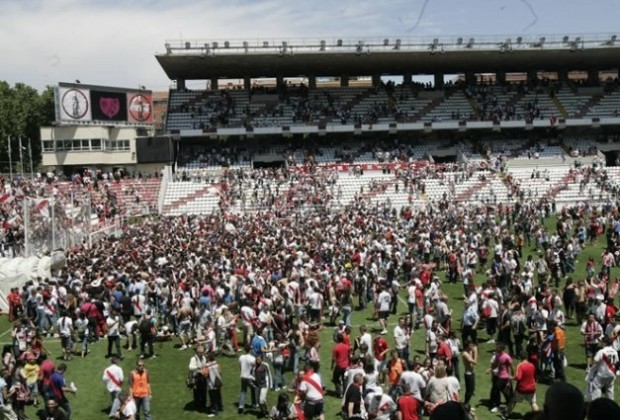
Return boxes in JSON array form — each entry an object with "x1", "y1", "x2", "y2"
[{"x1": 0, "y1": 82, "x2": 55, "y2": 173}]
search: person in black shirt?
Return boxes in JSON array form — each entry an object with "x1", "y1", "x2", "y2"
[
  {"x1": 37, "y1": 399, "x2": 67, "y2": 420},
  {"x1": 343, "y1": 373, "x2": 364, "y2": 419}
]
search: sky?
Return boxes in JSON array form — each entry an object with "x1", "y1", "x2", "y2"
[{"x1": 1, "y1": 0, "x2": 618, "y2": 92}]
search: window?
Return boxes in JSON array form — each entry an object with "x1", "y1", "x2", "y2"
[
  {"x1": 81, "y1": 139, "x2": 90, "y2": 150},
  {"x1": 104, "y1": 140, "x2": 130, "y2": 151},
  {"x1": 42, "y1": 141, "x2": 55, "y2": 152},
  {"x1": 91, "y1": 139, "x2": 102, "y2": 150}
]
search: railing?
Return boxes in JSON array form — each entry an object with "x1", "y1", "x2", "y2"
[
  {"x1": 158, "y1": 166, "x2": 172, "y2": 214},
  {"x1": 161, "y1": 33, "x2": 619, "y2": 56}
]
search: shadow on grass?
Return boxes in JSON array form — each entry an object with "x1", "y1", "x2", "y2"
[
  {"x1": 183, "y1": 401, "x2": 208, "y2": 412},
  {"x1": 569, "y1": 362, "x2": 587, "y2": 370}
]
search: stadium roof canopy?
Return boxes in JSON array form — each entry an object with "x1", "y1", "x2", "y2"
[{"x1": 156, "y1": 33, "x2": 620, "y2": 80}]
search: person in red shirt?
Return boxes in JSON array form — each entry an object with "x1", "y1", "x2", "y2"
[
  {"x1": 605, "y1": 298, "x2": 618, "y2": 328},
  {"x1": 373, "y1": 335, "x2": 390, "y2": 382},
  {"x1": 505, "y1": 350, "x2": 539, "y2": 416},
  {"x1": 397, "y1": 383, "x2": 421, "y2": 420},
  {"x1": 8, "y1": 288, "x2": 23, "y2": 322},
  {"x1": 436, "y1": 335, "x2": 453, "y2": 367},
  {"x1": 331, "y1": 333, "x2": 350, "y2": 398}
]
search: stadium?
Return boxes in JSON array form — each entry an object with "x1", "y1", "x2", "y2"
[{"x1": 1, "y1": 32, "x2": 620, "y2": 419}]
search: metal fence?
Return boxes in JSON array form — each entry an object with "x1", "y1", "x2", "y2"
[{"x1": 22, "y1": 195, "x2": 120, "y2": 256}]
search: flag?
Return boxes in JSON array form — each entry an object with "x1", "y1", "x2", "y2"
[
  {"x1": 550, "y1": 115, "x2": 557, "y2": 126},
  {"x1": 0, "y1": 194, "x2": 14, "y2": 204},
  {"x1": 33, "y1": 198, "x2": 50, "y2": 218}
]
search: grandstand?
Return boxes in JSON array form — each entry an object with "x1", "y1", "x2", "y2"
[
  {"x1": 19, "y1": 32, "x2": 620, "y2": 247},
  {"x1": 144, "y1": 34, "x2": 620, "y2": 215}
]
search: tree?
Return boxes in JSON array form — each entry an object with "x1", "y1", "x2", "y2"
[{"x1": 0, "y1": 82, "x2": 55, "y2": 175}]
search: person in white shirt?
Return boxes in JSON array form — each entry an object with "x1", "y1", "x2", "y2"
[
  {"x1": 484, "y1": 295, "x2": 499, "y2": 342},
  {"x1": 377, "y1": 287, "x2": 391, "y2": 335},
  {"x1": 426, "y1": 322, "x2": 439, "y2": 360},
  {"x1": 586, "y1": 338, "x2": 620, "y2": 400},
  {"x1": 238, "y1": 346, "x2": 257, "y2": 412},
  {"x1": 106, "y1": 309, "x2": 123, "y2": 359},
  {"x1": 407, "y1": 281, "x2": 417, "y2": 323},
  {"x1": 298, "y1": 364, "x2": 325, "y2": 420},
  {"x1": 125, "y1": 319, "x2": 138, "y2": 352},
  {"x1": 393, "y1": 318, "x2": 410, "y2": 361},
  {"x1": 357, "y1": 325, "x2": 374, "y2": 358},
  {"x1": 399, "y1": 368, "x2": 427, "y2": 401},
  {"x1": 116, "y1": 392, "x2": 137, "y2": 419},
  {"x1": 365, "y1": 388, "x2": 396, "y2": 420},
  {"x1": 308, "y1": 287, "x2": 324, "y2": 325},
  {"x1": 102, "y1": 357, "x2": 124, "y2": 417},
  {"x1": 57, "y1": 311, "x2": 73, "y2": 361}
]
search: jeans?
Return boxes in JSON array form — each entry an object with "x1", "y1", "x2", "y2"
[
  {"x1": 290, "y1": 346, "x2": 301, "y2": 374},
  {"x1": 452, "y1": 356, "x2": 460, "y2": 382},
  {"x1": 239, "y1": 378, "x2": 256, "y2": 408},
  {"x1": 134, "y1": 396, "x2": 152, "y2": 420},
  {"x1": 140, "y1": 334, "x2": 154, "y2": 358},
  {"x1": 107, "y1": 335, "x2": 122, "y2": 357},
  {"x1": 109, "y1": 391, "x2": 121, "y2": 417},
  {"x1": 464, "y1": 372, "x2": 475, "y2": 404},
  {"x1": 332, "y1": 367, "x2": 346, "y2": 397},
  {"x1": 208, "y1": 388, "x2": 223, "y2": 413},
  {"x1": 78, "y1": 334, "x2": 88, "y2": 354},
  {"x1": 273, "y1": 361, "x2": 286, "y2": 389},
  {"x1": 462, "y1": 325, "x2": 478, "y2": 346},
  {"x1": 342, "y1": 306, "x2": 352, "y2": 327},
  {"x1": 553, "y1": 350, "x2": 566, "y2": 382}
]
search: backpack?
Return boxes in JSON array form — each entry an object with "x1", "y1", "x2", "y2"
[
  {"x1": 139, "y1": 318, "x2": 153, "y2": 335},
  {"x1": 512, "y1": 316, "x2": 526, "y2": 336}
]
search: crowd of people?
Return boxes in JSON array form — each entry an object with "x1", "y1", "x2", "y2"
[{"x1": 2, "y1": 149, "x2": 620, "y2": 419}]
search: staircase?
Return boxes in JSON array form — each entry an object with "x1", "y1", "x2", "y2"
[
  {"x1": 411, "y1": 97, "x2": 444, "y2": 122},
  {"x1": 550, "y1": 93, "x2": 569, "y2": 119},
  {"x1": 161, "y1": 185, "x2": 217, "y2": 214},
  {"x1": 575, "y1": 94, "x2": 603, "y2": 118},
  {"x1": 454, "y1": 179, "x2": 490, "y2": 202},
  {"x1": 504, "y1": 91, "x2": 526, "y2": 111},
  {"x1": 542, "y1": 172, "x2": 577, "y2": 201},
  {"x1": 344, "y1": 87, "x2": 378, "y2": 110},
  {"x1": 466, "y1": 96, "x2": 481, "y2": 119},
  {"x1": 360, "y1": 178, "x2": 399, "y2": 201}
]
